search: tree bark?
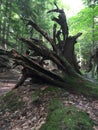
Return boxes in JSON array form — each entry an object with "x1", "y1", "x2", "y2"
[
  {"x1": 1, "y1": 49, "x2": 98, "y2": 99},
  {"x1": 0, "y1": 4, "x2": 98, "y2": 99}
]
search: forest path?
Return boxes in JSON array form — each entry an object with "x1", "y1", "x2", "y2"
[{"x1": 0, "y1": 70, "x2": 19, "y2": 96}]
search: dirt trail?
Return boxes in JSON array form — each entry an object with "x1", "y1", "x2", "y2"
[{"x1": 0, "y1": 70, "x2": 20, "y2": 95}]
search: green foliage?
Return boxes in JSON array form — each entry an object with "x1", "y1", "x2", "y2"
[
  {"x1": 1, "y1": 0, "x2": 97, "y2": 63},
  {"x1": 40, "y1": 99, "x2": 94, "y2": 130},
  {"x1": 82, "y1": 0, "x2": 98, "y2": 7},
  {"x1": 0, "y1": 0, "x2": 62, "y2": 52},
  {"x1": 69, "y1": 5, "x2": 98, "y2": 61}
]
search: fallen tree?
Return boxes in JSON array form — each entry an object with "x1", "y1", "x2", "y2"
[{"x1": 1, "y1": 4, "x2": 98, "y2": 98}]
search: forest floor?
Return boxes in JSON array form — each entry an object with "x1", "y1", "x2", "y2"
[{"x1": 0, "y1": 70, "x2": 98, "y2": 130}]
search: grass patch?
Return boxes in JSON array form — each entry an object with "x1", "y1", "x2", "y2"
[{"x1": 40, "y1": 99, "x2": 94, "y2": 130}]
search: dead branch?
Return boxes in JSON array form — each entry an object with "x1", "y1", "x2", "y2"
[
  {"x1": 48, "y1": 3, "x2": 69, "y2": 41},
  {"x1": 22, "y1": 18, "x2": 57, "y2": 52}
]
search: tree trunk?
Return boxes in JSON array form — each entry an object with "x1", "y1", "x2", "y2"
[
  {"x1": 0, "y1": 4, "x2": 98, "y2": 99},
  {"x1": 0, "y1": 48, "x2": 98, "y2": 99}
]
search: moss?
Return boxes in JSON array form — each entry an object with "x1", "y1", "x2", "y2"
[
  {"x1": 40, "y1": 99, "x2": 94, "y2": 130},
  {"x1": 30, "y1": 88, "x2": 41, "y2": 102},
  {"x1": 43, "y1": 86, "x2": 61, "y2": 92},
  {"x1": 0, "y1": 90, "x2": 25, "y2": 111},
  {"x1": 30, "y1": 86, "x2": 63, "y2": 103},
  {"x1": 63, "y1": 74, "x2": 98, "y2": 99}
]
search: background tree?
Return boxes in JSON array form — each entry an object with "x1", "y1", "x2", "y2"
[
  {"x1": 82, "y1": 0, "x2": 98, "y2": 7},
  {"x1": 0, "y1": 0, "x2": 61, "y2": 52},
  {"x1": 68, "y1": 2, "x2": 98, "y2": 71}
]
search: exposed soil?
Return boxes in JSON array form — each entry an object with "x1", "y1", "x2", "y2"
[{"x1": 0, "y1": 70, "x2": 98, "y2": 130}]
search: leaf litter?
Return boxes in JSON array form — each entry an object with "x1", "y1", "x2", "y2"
[{"x1": 0, "y1": 70, "x2": 98, "y2": 130}]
